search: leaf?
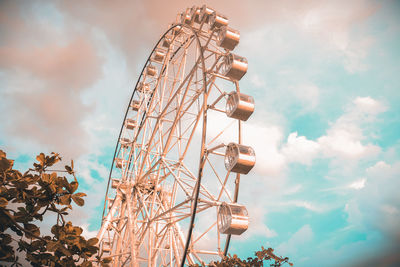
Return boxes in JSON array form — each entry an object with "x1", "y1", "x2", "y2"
[
  {"x1": 65, "y1": 165, "x2": 73, "y2": 174},
  {"x1": 69, "y1": 181, "x2": 79, "y2": 193},
  {"x1": 72, "y1": 226, "x2": 83, "y2": 236},
  {"x1": 1, "y1": 233, "x2": 12, "y2": 244},
  {"x1": 0, "y1": 197, "x2": 8, "y2": 207},
  {"x1": 71, "y1": 195, "x2": 84, "y2": 206},
  {"x1": 24, "y1": 223, "x2": 40, "y2": 238},
  {"x1": 81, "y1": 261, "x2": 92, "y2": 267},
  {"x1": 87, "y1": 237, "x2": 98, "y2": 246},
  {"x1": 73, "y1": 192, "x2": 86, "y2": 198},
  {"x1": 50, "y1": 172, "x2": 57, "y2": 182},
  {"x1": 41, "y1": 173, "x2": 50, "y2": 183},
  {"x1": 36, "y1": 153, "x2": 45, "y2": 166},
  {"x1": 0, "y1": 157, "x2": 13, "y2": 172},
  {"x1": 58, "y1": 194, "x2": 71, "y2": 205},
  {"x1": 46, "y1": 241, "x2": 58, "y2": 252}
]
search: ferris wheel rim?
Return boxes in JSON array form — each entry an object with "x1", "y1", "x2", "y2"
[{"x1": 101, "y1": 23, "x2": 207, "y2": 221}]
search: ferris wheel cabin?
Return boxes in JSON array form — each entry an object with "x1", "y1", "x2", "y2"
[
  {"x1": 223, "y1": 53, "x2": 248, "y2": 81},
  {"x1": 225, "y1": 143, "x2": 256, "y2": 174},
  {"x1": 226, "y1": 91, "x2": 255, "y2": 121},
  {"x1": 218, "y1": 202, "x2": 249, "y2": 235}
]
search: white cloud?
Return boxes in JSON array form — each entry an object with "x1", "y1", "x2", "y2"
[
  {"x1": 282, "y1": 132, "x2": 320, "y2": 165},
  {"x1": 280, "y1": 200, "x2": 326, "y2": 213},
  {"x1": 293, "y1": 84, "x2": 320, "y2": 109},
  {"x1": 277, "y1": 224, "x2": 314, "y2": 255},
  {"x1": 297, "y1": 0, "x2": 378, "y2": 73},
  {"x1": 318, "y1": 96, "x2": 385, "y2": 161},
  {"x1": 245, "y1": 206, "x2": 277, "y2": 239},
  {"x1": 250, "y1": 74, "x2": 266, "y2": 88},
  {"x1": 348, "y1": 178, "x2": 366, "y2": 190},
  {"x1": 318, "y1": 129, "x2": 380, "y2": 159},
  {"x1": 353, "y1": 96, "x2": 388, "y2": 116},
  {"x1": 244, "y1": 122, "x2": 286, "y2": 176},
  {"x1": 366, "y1": 160, "x2": 391, "y2": 176},
  {"x1": 344, "y1": 160, "x2": 400, "y2": 239}
]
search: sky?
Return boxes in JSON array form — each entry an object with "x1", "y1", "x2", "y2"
[{"x1": 1, "y1": 0, "x2": 400, "y2": 266}]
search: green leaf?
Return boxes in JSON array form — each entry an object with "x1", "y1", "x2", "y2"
[
  {"x1": 65, "y1": 165, "x2": 73, "y2": 174},
  {"x1": 73, "y1": 192, "x2": 86, "y2": 198},
  {"x1": 24, "y1": 223, "x2": 40, "y2": 238},
  {"x1": 1, "y1": 233, "x2": 12, "y2": 244},
  {"x1": 50, "y1": 172, "x2": 57, "y2": 182},
  {"x1": 69, "y1": 181, "x2": 79, "y2": 193},
  {"x1": 87, "y1": 237, "x2": 98, "y2": 246},
  {"x1": 41, "y1": 173, "x2": 50, "y2": 183},
  {"x1": 73, "y1": 226, "x2": 83, "y2": 236},
  {"x1": 46, "y1": 241, "x2": 58, "y2": 252},
  {"x1": 58, "y1": 194, "x2": 71, "y2": 205},
  {"x1": 81, "y1": 261, "x2": 92, "y2": 267},
  {"x1": 0, "y1": 157, "x2": 13, "y2": 172},
  {"x1": 36, "y1": 153, "x2": 45, "y2": 166},
  {"x1": 71, "y1": 195, "x2": 84, "y2": 206},
  {"x1": 0, "y1": 197, "x2": 8, "y2": 207}
]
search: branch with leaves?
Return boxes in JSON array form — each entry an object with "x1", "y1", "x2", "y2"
[
  {"x1": 190, "y1": 247, "x2": 293, "y2": 267},
  {"x1": 0, "y1": 150, "x2": 110, "y2": 266}
]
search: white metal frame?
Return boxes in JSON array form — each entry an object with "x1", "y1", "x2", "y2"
[{"x1": 96, "y1": 6, "x2": 255, "y2": 267}]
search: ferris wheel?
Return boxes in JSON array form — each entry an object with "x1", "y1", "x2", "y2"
[{"x1": 96, "y1": 5, "x2": 256, "y2": 266}]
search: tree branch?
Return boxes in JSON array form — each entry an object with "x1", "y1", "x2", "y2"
[{"x1": 0, "y1": 209, "x2": 47, "y2": 242}]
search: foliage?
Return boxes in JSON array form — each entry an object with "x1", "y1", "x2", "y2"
[
  {"x1": 0, "y1": 150, "x2": 111, "y2": 266},
  {"x1": 191, "y1": 247, "x2": 293, "y2": 267}
]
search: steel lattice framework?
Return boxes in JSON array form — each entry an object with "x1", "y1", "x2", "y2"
[{"x1": 96, "y1": 5, "x2": 256, "y2": 267}]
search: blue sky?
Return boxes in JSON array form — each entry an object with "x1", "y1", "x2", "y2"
[{"x1": 1, "y1": 1, "x2": 399, "y2": 266}]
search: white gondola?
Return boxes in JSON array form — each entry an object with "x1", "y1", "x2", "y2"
[
  {"x1": 162, "y1": 35, "x2": 172, "y2": 48},
  {"x1": 111, "y1": 179, "x2": 120, "y2": 189},
  {"x1": 217, "y1": 26, "x2": 240, "y2": 51},
  {"x1": 172, "y1": 25, "x2": 182, "y2": 36},
  {"x1": 200, "y1": 5, "x2": 215, "y2": 23},
  {"x1": 222, "y1": 53, "x2": 248, "y2": 81},
  {"x1": 125, "y1": 119, "x2": 137, "y2": 130},
  {"x1": 115, "y1": 158, "x2": 124, "y2": 169},
  {"x1": 146, "y1": 64, "x2": 157, "y2": 77},
  {"x1": 225, "y1": 143, "x2": 255, "y2": 174},
  {"x1": 181, "y1": 8, "x2": 192, "y2": 25},
  {"x1": 226, "y1": 91, "x2": 255, "y2": 121},
  {"x1": 137, "y1": 82, "x2": 151, "y2": 93},
  {"x1": 120, "y1": 137, "x2": 131, "y2": 147},
  {"x1": 218, "y1": 202, "x2": 249, "y2": 235},
  {"x1": 190, "y1": 6, "x2": 201, "y2": 23},
  {"x1": 130, "y1": 100, "x2": 140, "y2": 111},
  {"x1": 210, "y1": 12, "x2": 228, "y2": 29},
  {"x1": 153, "y1": 50, "x2": 166, "y2": 63}
]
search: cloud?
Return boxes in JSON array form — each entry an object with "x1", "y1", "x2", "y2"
[
  {"x1": 282, "y1": 132, "x2": 320, "y2": 165},
  {"x1": 0, "y1": 38, "x2": 102, "y2": 92},
  {"x1": 297, "y1": 0, "x2": 379, "y2": 73},
  {"x1": 345, "y1": 160, "x2": 400, "y2": 241},
  {"x1": 0, "y1": 1, "x2": 104, "y2": 159},
  {"x1": 293, "y1": 84, "x2": 320, "y2": 110},
  {"x1": 348, "y1": 178, "x2": 366, "y2": 190},
  {"x1": 277, "y1": 224, "x2": 313, "y2": 255},
  {"x1": 318, "y1": 97, "x2": 386, "y2": 161},
  {"x1": 244, "y1": 123, "x2": 286, "y2": 176},
  {"x1": 250, "y1": 74, "x2": 266, "y2": 88},
  {"x1": 245, "y1": 206, "x2": 277, "y2": 239},
  {"x1": 0, "y1": 38, "x2": 102, "y2": 158}
]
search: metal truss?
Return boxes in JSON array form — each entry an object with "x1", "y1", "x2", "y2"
[{"x1": 96, "y1": 5, "x2": 256, "y2": 267}]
